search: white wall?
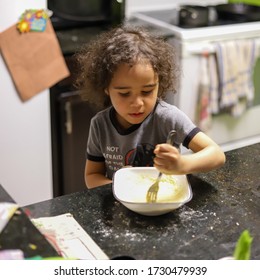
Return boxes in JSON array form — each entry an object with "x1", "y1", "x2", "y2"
[
  {"x1": 0, "y1": 0, "x2": 53, "y2": 206},
  {"x1": 126, "y1": 0, "x2": 227, "y2": 16}
]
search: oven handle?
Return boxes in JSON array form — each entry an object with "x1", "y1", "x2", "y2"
[
  {"x1": 184, "y1": 42, "x2": 216, "y2": 56},
  {"x1": 65, "y1": 101, "x2": 72, "y2": 135},
  {"x1": 184, "y1": 38, "x2": 260, "y2": 57}
]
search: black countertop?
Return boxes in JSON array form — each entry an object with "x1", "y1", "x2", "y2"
[{"x1": 1, "y1": 143, "x2": 260, "y2": 259}]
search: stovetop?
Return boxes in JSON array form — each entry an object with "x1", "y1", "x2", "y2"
[
  {"x1": 131, "y1": 9, "x2": 260, "y2": 42},
  {"x1": 139, "y1": 9, "x2": 248, "y2": 28}
]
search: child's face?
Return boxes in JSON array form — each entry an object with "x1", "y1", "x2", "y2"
[{"x1": 106, "y1": 62, "x2": 159, "y2": 129}]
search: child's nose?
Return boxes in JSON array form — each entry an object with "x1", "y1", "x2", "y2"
[{"x1": 131, "y1": 95, "x2": 143, "y2": 107}]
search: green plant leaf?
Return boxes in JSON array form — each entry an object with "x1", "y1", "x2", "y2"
[{"x1": 233, "y1": 230, "x2": 253, "y2": 260}]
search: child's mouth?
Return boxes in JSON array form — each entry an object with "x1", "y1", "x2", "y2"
[{"x1": 129, "y1": 112, "x2": 144, "y2": 118}]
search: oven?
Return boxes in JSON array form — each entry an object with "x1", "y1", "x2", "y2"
[{"x1": 130, "y1": 7, "x2": 260, "y2": 152}]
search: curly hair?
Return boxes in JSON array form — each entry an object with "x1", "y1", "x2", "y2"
[{"x1": 74, "y1": 24, "x2": 180, "y2": 109}]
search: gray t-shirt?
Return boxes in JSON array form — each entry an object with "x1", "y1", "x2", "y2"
[{"x1": 87, "y1": 100, "x2": 200, "y2": 179}]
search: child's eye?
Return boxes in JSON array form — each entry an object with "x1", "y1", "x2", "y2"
[
  {"x1": 142, "y1": 90, "x2": 153, "y2": 95},
  {"x1": 119, "y1": 92, "x2": 130, "y2": 97}
]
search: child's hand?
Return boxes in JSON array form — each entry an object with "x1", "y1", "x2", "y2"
[{"x1": 153, "y1": 144, "x2": 182, "y2": 174}]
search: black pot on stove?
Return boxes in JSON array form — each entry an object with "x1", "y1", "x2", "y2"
[
  {"x1": 215, "y1": 3, "x2": 260, "y2": 22},
  {"x1": 178, "y1": 5, "x2": 217, "y2": 27}
]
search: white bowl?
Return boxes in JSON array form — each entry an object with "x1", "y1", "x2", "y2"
[{"x1": 112, "y1": 167, "x2": 192, "y2": 216}]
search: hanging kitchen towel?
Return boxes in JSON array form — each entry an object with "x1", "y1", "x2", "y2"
[
  {"x1": 208, "y1": 53, "x2": 219, "y2": 114},
  {"x1": 0, "y1": 19, "x2": 70, "y2": 101},
  {"x1": 236, "y1": 40, "x2": 256, "y2": 101},
  {"x1": 215, "y1": 39, "x2": 257, "y2": 117},
  {"x1": 215, "y1": 40, "x2": 239, "y2": 111},
  {"x1": 196, "y1": 54, "x2": 212, "y2": 132},
  {"x1": 231, "y1": 39, "x2": 257, "y2": 116}
]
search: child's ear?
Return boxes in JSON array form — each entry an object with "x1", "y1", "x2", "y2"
[{"x1": 105, "y1": 89, "x2": 109, "y2": 95}]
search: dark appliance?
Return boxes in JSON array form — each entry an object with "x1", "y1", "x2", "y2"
[
  {"x1": 49, "y1": 0, "x2": 125, "y2": 196},
  {"x1": 178, "y1": 5, "x2": 211, "y2": 28},
  {"x1": 215, "y1": 3, "x2": 260, "y2": 22},
  {"x1": 48, "y1": 0, "x2": 125, "y2": 30},
  {"x1": 177, "y1": 3, "x2": 260, "y2": 28},
  {"x1": 138, "y1": 4, "x2": 260, "y2": 29}
]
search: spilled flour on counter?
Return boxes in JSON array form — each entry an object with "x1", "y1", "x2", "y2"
[
  {"x1": 94, "y1": 226, "x2": 148, "y2": 243},
  {"x1": 179, "y1": 206, "x2": 205, "y2": 222}
]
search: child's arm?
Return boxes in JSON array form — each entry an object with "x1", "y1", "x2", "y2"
[
  {"x1": 85, "y1": 160, "x2": 112, "y2": 189},
  {"x1": 153, "y1": 131, "x2": 226, "y2": 175}
]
